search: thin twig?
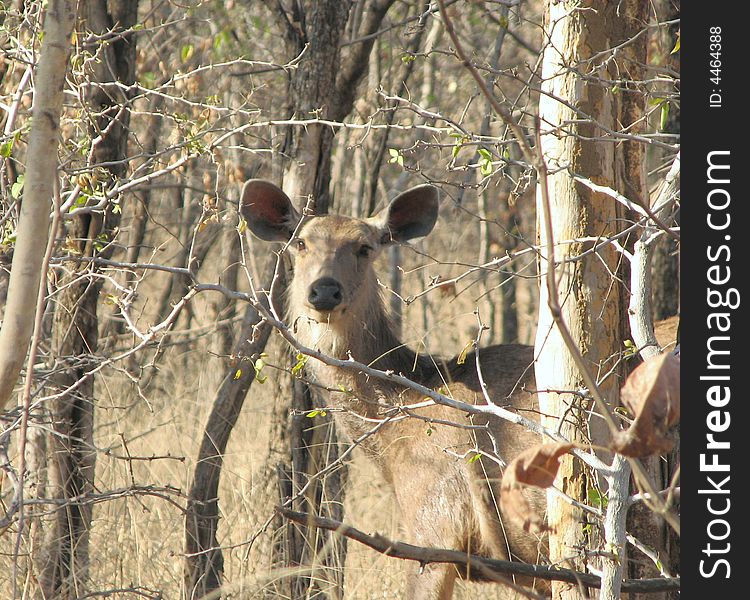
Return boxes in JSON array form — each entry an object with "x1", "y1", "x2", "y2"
[{"x1": 13, "y1": 179, "x2": 61, "y2": 594}]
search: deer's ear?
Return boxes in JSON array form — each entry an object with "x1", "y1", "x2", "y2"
[
  {"x1": 370, "y1": 184, "x2": 439, "y2": 244},
  {"x1": 240, "y1": 179, "x2": 300, "y2": 242}
]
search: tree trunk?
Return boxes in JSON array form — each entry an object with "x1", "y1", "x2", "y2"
[
  {"x1": 0, "y1": 0, "x2": 76, "y2": 410},
  {"x1": 610, "y1": 4, "x2": 680, "y2": 597},
  {"x1": 535, "y1": 2, "x2": 628, "y2": 597},
  {"x1": 27, "y1": 3, "x2": 139, "y2": 597},
  {"x1": 269, "y1": 5, "x2": 353, "y2": 598},
  {"x1": 184, "y1": 282, "x2": 276, "y2": 598}
]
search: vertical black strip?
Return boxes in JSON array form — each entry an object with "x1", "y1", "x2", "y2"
[{"x1": 682, "y1": 5, "x2": 744, "y2": 597}]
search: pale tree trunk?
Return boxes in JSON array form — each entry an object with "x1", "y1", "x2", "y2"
[
  {"x1": 626, "y1": 154, "x2": 680, "y2": 600},
  {"x1": 25, "y1": 3, "x2": 139, "y2": 598},
  {"x1": 535, "y1": 2, "x2": 630, "y2": 597},
  {"x1": 0, "y1": 0, "x2": 76, "y2": 410},
  {"x1": 0, "y1": 0, "x2": 76, "y2": 594}
]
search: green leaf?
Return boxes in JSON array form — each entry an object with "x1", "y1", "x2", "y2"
[
  {"x1": 72, "y1": 192, "x2": 89, "y2": 210},
  {"x1": 468, "y1": 453, "x2": 482, "y2": 464},
  {"x1": 291, "y1": 352, "x2": 308, "y2": 376},
  {"x1": 0, "y1": 138, "x2": 13, "y2": 158},
  {"x1": 253, "y1": 358, "x2": 267, "y2": 383},
  {"x1": 451, "y1": 135, "x2": 470, "y2": 159},
  {"x1": 306, "y1": 409, "x2": 321, "y2": 418},
  {"x1": 480, "y1": 158, "x2": 493, "y2": 176},
  {"x1": 587, "y1": 488, "x2": 608, "y2": 509},
  {"x1": 478, "y1": 148, "x2": 494, "y2": 175},
  {"x1": 213, "y1": 29, "x2": 231, "y2": 53},
  {"x1": 388, "y1": 148, "x2": 404, "y2": 166},
  {"x1": 11, "y1": 174, "x2": 24, "y2": 199},
  {"x1": 670, "y1": 35, "x2": 680, "y2": 55},
  {"x1": 1, "y1": 230, "x2": 16, "y2": 245},
  {"x1": 457, "y1": 339, "x2": 473, "y2": 365},
  {"x1": 140, "y1": 71, "x2": 156, "y2": 89},
  {"x1": 659, "y1": 101, "x2": 670, "y2": 131},
  {"x1": 233, "y1": 368, "x2": 242, "y2": 380},
  {"x1": 93, "y1": 233, "x2": 109, "y2": 252},
  {"x1": 181, "y1": 44, "x2": 194, "y2": 63}
]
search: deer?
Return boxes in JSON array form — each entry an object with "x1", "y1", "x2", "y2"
[{"x1": 240, "y1": 179, "x2": 548, "y2": 599}]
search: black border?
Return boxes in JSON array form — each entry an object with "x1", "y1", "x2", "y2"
[{"x1": 682, "y1": 7, "x2": 745, "y2": 596}]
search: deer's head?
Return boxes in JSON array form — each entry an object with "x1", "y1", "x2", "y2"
[{"x1": 240, "y1": 180, "x2": 439, "y2": 326}]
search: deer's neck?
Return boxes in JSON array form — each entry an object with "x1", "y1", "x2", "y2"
[{"x1": 290, "y1": 294, "x2": 433, "y2": 402}]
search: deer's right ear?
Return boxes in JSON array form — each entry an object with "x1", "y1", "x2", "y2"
[{"x1": 240, "y1": 179, "x2": 300, "y2": 242}]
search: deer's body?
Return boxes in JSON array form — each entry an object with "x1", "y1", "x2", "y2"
[{"x1": 242, "y1": 181, "x2": 548, "y2": 599}]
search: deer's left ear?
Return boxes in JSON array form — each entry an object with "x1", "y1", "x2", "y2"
[{"x1": 368, "y1": 184, "x2": 439, "y2": 244}]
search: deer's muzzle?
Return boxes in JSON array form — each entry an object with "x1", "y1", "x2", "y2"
[{"x1": 308, "y1": 277, "x2": 343, "y2": 312}]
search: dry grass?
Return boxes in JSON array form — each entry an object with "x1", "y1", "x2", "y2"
[
  {"x1": 78, "y1": 351, "x2": 519, "y2": 599},
  {"x1": 83, "y1": 369, "x2": 522, "y2": 598}
]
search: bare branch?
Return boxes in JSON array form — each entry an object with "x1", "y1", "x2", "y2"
[{"x1": 277, "y1": 507, "x2": 681, "y2": 594}]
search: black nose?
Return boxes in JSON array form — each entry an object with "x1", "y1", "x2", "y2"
[{"x1": 308, "y1": 277, "x2": 343, "y2": 311}]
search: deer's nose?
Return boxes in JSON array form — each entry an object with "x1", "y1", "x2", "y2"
[{"x1": 308, "y1": 277, "x2": 343, "y2": 311}]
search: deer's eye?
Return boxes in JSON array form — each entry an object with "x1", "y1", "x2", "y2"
[
  {"x1": 357, "y1": 245, "x2": 373, "y2": 258},
  {"x1": 294, "y1": 239, "x2": 306, "y2": 252}
]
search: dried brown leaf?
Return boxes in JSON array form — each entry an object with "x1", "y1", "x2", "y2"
[
  {"x1": 500, "y1": 442, "x2": 573, "y2": 533},
  {"x1": 504, "y1": 442, "x2": 575, "y2": 488},
  {"x1": 612, "y1": 353, "x2": 680, "y2": 457}
]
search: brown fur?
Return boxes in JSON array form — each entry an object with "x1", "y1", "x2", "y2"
[{"x1": 242, "y1": 181, "x2": 548, "y2": 599}]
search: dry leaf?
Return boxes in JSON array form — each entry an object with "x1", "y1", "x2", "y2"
[
  {"x1": 505, "y1": 442, "x2": 574, "y2": 488},
  {"x1": 500, "y1": 443, "x2": 573, "y2": 533},
  {"x1": 612, "y1": 353, "x2": 680, "y2": 457},
  {"x1": 433, "y1": 275, "x2": 457, "y2": 298}
]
